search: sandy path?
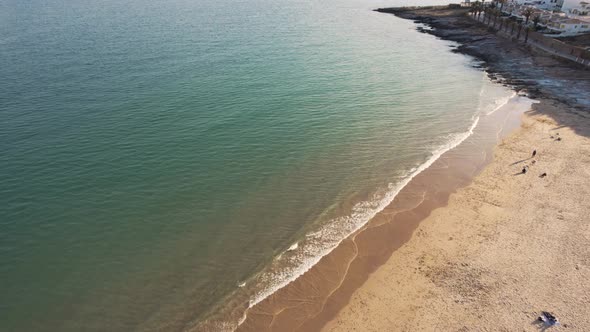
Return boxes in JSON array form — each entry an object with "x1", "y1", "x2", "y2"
[{"x1": 322, "y1": 100, "x2": 590, "y2": 331}]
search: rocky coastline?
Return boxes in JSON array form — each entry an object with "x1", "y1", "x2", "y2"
[{"x1": 376, "y1": 6, "x2": 590, "y2": 112}]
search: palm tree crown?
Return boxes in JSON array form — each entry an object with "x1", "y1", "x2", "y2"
[{"x1": 522, "y1": 7, "x2": 535, "y2": 25}]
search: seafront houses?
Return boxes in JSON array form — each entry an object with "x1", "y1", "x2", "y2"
[
  {"x1": 494, "y1": 0, "x2": 590, "y2": 35},
  {"x1": 568, "y1": 1, "x2": 590, "y2": 14},
  {"x1": 547, "y1": 17, "x2": 590, "y2": 33},
  {"x1": 503, "y1": 4, "x2": 563, "y2": 25},
  {"x1": 509, "y1": 0, "x2": 564, "y2": 11},
  {"x1": 467, "y1": 0, "x2": 590, "y2": 36},
  {"x1": 562, "y1": 0, "x2": 590, "y2": 14}
]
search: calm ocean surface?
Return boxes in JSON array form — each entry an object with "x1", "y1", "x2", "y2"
[{"x1": 0, "y1": 0, "x2": 514, "y2": 330}]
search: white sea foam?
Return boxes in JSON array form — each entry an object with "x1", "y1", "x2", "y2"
[
  {"x1": 287, "y1": 242, "x2": 299, "y2": 251},
  {"x1": 485, "y1": 91, "x2": 517, "y2": 116},
  {"x1": 237, "y1": 312, "x2": 247, "y2": 326},
  {"x1": 234, "y1": 114, "x2": 482, "y2": 331}
]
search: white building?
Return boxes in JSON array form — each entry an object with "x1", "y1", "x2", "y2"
[
  {"x1": 548, "y1": 17, "x2": 590, "y2": 33},
  {"x1": 509, "y1": 0, "x2": 564, "y2": 11},
  {"x1": 562, "y1": 0, "x2": 590, "y2": 13}
]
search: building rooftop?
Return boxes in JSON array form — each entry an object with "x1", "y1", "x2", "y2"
[{"x1": 563, "y1": 18, "x2": 584, "y2": 23}]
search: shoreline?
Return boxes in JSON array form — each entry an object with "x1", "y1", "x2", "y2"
[
  {"x1": 233, "y1": 90, "x2": 532, "y2": 331},
  {"x1": 219, "y1": 6, "x2": 590, "y2": 331},
  {"x1": 322, "y1": 98, "x2": 590, "y2": 331},
  {"x1": 321, "y1": 7, "x2": 590, "y2": 332},
  {"x1": 194, "y1": 83, "x2": 510, "y2": 331}
]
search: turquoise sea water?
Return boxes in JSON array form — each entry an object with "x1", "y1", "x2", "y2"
[{"x1": 0, "y1": 0, "x2": 515, "y2": 330}]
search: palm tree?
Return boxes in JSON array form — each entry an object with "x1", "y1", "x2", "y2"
[
  {"x1": 477, "y1": 3, "x2": 484, "y2": 21},
  {"x1": 487, "y1": 7, "x2": 494, "y2": 25},
  {"x1": 497, "y1": 0, "x2": 507, "y2": 12},
  {"x1": 470, "y1": 3, "x2": 479, "y2": 18},
  {"x1": 493, "y1": 8, "x2": 500, "y2": 28},
  {"x1": 522, "y1": 7, "x2": 535, "y2": 25},
  {"x1": 472, "y1": 1, "x2": 483, "y2": 20},
  {"x1": 524, "y1": 26, "x2": 532, "y2": 43},
  {"x1": 532, "y1": 14, "x2": 541, "y2": 30}
]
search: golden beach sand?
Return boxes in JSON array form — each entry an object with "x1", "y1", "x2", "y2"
[{"x1": 322, "y1": 100, "x2": 590, "y2": 331}]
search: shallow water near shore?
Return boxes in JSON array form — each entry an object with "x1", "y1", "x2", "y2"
[
  {"x1": 236, "y1": 91, "x2": 533, "y2": 332},
  {"x1": 1, "y1": 0, "x2": 522, "y2": 331}
]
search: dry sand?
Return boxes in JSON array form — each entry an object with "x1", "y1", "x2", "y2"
[{"x1": 322, "y1": 100, "x2": 590, "y2": 331}]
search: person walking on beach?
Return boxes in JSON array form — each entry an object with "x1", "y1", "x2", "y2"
[{"x1": 532, "y1": 149, "x2": 537, "y2": 158}]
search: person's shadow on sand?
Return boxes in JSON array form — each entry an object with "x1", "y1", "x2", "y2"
[
  {"x1": 531, "y1": 318, "x2": 558, "y2": 331},
  {"x1": 510, "y1": 158, "x2": 530, "y2": 166}
]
